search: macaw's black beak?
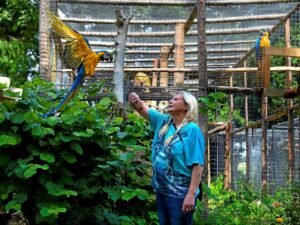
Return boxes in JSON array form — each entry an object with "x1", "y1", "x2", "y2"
[{"x1": 100, "y1": 53, "x2": 113, "y2": 62}]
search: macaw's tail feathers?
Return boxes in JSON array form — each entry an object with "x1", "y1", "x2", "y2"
[{"x1": 41, "y1": 68, "x2": 84, "y2": 118}]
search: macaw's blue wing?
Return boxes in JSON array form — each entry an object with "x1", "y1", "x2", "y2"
[
  {"x1": 255, "y1": 36, "x2": 262, "y2": 61},
  {"x1": 41, "y1": 66, "x2": 85, "y2": 118}
]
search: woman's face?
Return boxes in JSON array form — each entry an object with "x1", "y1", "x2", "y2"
[{"x1": 167, "y1": 93, "x2": 188, "y2": 115}]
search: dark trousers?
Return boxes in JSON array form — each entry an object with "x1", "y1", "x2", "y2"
[{"x1": 156, "y1": 192, "x2": 194, "y2": 225}]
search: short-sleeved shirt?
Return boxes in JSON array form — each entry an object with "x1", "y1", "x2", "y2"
[{"x1": 148, "y1": 108, "x2": 205, "y2": 198}]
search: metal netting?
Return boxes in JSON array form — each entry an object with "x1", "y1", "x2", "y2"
[{"x1": 43, "y1": 1, "x2": 300, "y2": 214}]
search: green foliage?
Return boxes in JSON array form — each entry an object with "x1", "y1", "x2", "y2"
[
  {"x1": 0, "y1": 0, "x2": 39, "y2": 85},
  {"x1": 0, "y1": 78, "x2": 158, "y2": 225},
  {"x1": 194, "y1": 177, "x2": 299, "y2": 225},
  {"x1": 199, "y1": 92, "x2": 245, "y2": 125}
]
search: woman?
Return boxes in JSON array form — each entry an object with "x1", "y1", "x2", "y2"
[{"x1": 128, "y1": 91, "x2": 205, "y2": 225}]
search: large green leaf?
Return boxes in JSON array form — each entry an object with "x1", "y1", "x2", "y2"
[
  {"x1": 73, "y1": 128, "x2": 94, "y2": 137},
  {"x1": 31, "y1": 124, "x2": 54, "y2": 138},
  {"x1": 121, "y1": 189, "x2": 137, "y2": 201},
  {"x1": 40, "y1": 206, "x2": 67, "y2": 217},
  {"x1": 99, "y1": 97, "x2": 112, "y2": 107},
  {"x1": 60, "y1": 114, "x2": 78, "y2": 125},
  {"x1": 70, "y1": 142, "x2": 83, "y2": 155},
  {"x1": 9, "y1": 112, "x2": 25, "y2": 124},
  {"x1": 0, "y1": 133, "x2": 21, "y2": 146},
  {"x1": 60, "y1": 152, "x2": 77, "y2": 163},
  {"x1": 103, "y1": 187, "x2": 122, "y2": 202},
  {"x1": 45, "y1": 181, "x2": 77, "y2": 197},
  {"x1": 104, "y1": 127, "x2": 120, "y2": 135},
  {"x1": 58, "y1": 132, "x2": 80, "y2": 142},
  {"x1": 24, "y1": 111, "x2": 42, "y2": 123},
  {"x1": 23, "y1": 164, "x2": 49, "y2": 178},
  {"x1": 39, "y1": 152, "x2": 55, "y2": 163}
]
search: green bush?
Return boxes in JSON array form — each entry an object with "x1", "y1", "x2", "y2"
[
  {"x1": 0, "y1": 78, "x2": 157, "y2": 225},
  {"x1": 194, "y1": 177, "x2": 299, "y2": 225}
]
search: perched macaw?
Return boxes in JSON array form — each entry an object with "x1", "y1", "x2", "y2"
[
  {"x1": 255, "y1": 30, "x2": 271, "y2": 61},
  {"x1": 255, "y1": 30, "x2": 270, "y2": 85},
  {"x1": 42, "y1": 9, "x2": 114, "y2": 117}
]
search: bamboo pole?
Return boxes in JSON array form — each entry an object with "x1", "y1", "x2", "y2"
[
  {"x1": 62, "y1": 14, "x2": 284, "y2": 25},
  {"x1": 79, "y1": 25, "x2": 272, "y2": 37},
  {"x1": 125, "y1": 62, "x2": 235, "y2": 68},
  {"x1": 89, "y1": 39, "x2": 255, "y2": 48},
  {"x1": 123, "y1": 48, "x2": 250, "y2": 54},
  {"x1": 54, "y1": 66, "x2": 300, "y2": 73},
  {"x1": 58, "y1": 0, "x2": 195, "y2": 6},
  {"x1": 58, "y1": 0, "x2": 299, "y2": 6},
  {"x1": 174, "y1": 23, "x2": 185, "y2": 86},
  {"x1": 125, "y1": 55, "x2": 244, "y2": 63},
  {"x1": 285, "y1": 19, "x2": 295, "y2": 183}
]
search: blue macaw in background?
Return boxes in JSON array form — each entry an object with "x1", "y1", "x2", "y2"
[
  {"x1": 255, "y1": 30, "x2": 271, "y2": 85},
  {"x1": 42, "y1": 9, "x2": 115, "y2": 118}
]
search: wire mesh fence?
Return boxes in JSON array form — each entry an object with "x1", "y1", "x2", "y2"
[{"x1": 43, "y1": 0, "x2": 300, "y2": 223}]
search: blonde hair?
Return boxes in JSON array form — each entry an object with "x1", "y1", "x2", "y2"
[{"x1": 159, "y1": 91, "x2": 198, "y2": 146}]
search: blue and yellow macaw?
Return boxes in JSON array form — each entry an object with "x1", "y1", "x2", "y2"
[
  {"x1": 255, "y1": 30, "x2": 270, "y2": 85},
  {"x1": 255, "y1": 30, "x2": 271, "y2": 61},
  {"x1": 42, "y1": 9, "x2": 114, "y2": 117}
]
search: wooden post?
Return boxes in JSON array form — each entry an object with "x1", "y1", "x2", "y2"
[
  {"x1": 207, "y1": 138, "x2": 211, "y2": 187},
  {"x1": 285, "y1": 19, "x2": 294, "y2": 182},
  {"x1": 113, "y1": 9, "x2": 133, "y2": 104},
  {"x1": 244, "y1": 61, "x2": 250, "y2": 183},
  {"x1": 224, "y1": 75, "x2": 233, "y2": 190},
  {"x1": 174, "y1": 23, "x2": 185, "y2": 86},
  {"x1": 261, "y1": 47, "x2": 269, "y2": 192},
  {"x1": 224, "y1": 122, "x2": 232, "y2": 190},
  {"x1": 197, "y1": 0, "x2": 208, "y2": 213},
  {"x1": 261, "y1": 96, "x2": 268, "y2": 192},
  {"x1": 39, "y1": 0, "x2": 51, "y2": 81},
  {"x1": 159, "y1": 46, "x2": 170, "y2": 87},
  {"x1": 152, "y1": 58, "x2": 159, "y2": 86},
  {"x1": 158, "y1": 46, "x2": 170, "y2": 109}
]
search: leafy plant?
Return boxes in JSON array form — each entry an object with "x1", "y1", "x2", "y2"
[
  {"x1": 194, "y1": 177, "x2": 298, "y2": 225},
  {"x1": 0, "y1": 78, "x2": 157, "y2": 225},
  {"x1": 199, "y1": 92, "x2": 245, "y2": 126}
]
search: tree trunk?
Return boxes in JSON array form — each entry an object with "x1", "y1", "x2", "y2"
[
  {"x1": 39, "y1": 0, "x2": 51, "y2": 81},
  {"x1": 113, "y1": 9, "x2": 133, "y2": 103}
]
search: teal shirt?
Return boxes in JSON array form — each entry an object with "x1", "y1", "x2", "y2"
[{"x1": 148, "y1": 109, "x2": 205, "y2": 198}]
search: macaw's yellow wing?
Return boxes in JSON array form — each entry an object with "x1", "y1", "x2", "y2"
[{"x1": 46, "y1": 9, "x2": 93, "y2": 69}]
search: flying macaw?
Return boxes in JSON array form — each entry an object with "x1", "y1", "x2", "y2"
[
  {"x1": 255, "y1": 30, "x2": 270, "y2": 85},
  {"x1": 42, "y1": 9, "x2": 114, "y2": 117}
]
